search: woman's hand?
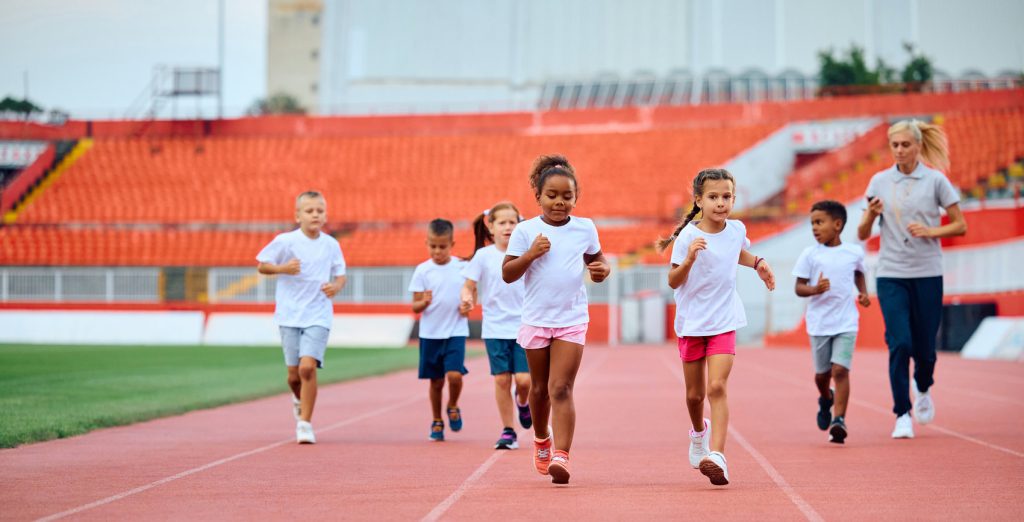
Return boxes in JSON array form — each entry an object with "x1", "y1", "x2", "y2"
[
  {"x1": 907, "y1": 222, "x2": 934, "y2": 238},
  {"x1": 867, "y1": 197, "x2": 884, "y2": 217}
]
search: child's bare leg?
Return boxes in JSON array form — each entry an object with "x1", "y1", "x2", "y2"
[
  {"x1": 525, "y1": 347, "x2": 551, "y2": 439},
  {"x1": 682, "y1": 360, "x2": 707, "y2": 432},
  {"x1": 297, "y1": 356, "x2": 318, "y2": 422},
  {"x1": 494, "y1": 372, "x2": 514, "y2": 427},
  {"x1": 706, "y1": 354, "x2": 734, "y2": 453},
  {"x1": 548, "y1": 339, "x2": 584, "y2": 452},
  {"x1": 815, "y1": 371, "x2": 832, "y2": 399},
  {"x1": 514, "y1": 372, "x2": 531, "y2": 406},
  {"x1": 287, "y1": 366, "x2": 301, "y2": 400},
  {"x1": 429, "y1": 378, "x2": 445, "y2": 419},
  {"x1": 832, "y1": 364, "x2": 850, "y2": 417},
  {"x1": 446, "y1": 371, "x2": 463, "y2": 409}
]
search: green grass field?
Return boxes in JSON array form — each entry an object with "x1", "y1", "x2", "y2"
[{"x1": 0, "y1": 344, "x2": 433, "y2": 448}]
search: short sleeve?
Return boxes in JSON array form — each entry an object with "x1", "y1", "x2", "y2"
[
  {"x1": 408, "y1": 265, "x2": 426, "y2": 293},
  {"x1": 736, "y1": 221, "x2": 751, "y2": 249},
  {"x1": 461, "y1": 252, "x2": 484, "y2": 282},
  {"x1": 853, "y1": 245, "x2": 867, "y2": 274},
  {"x1": 506, "y1": 225, "x2": 530, "y2": 257},
  {"x1": 256, "y1": 235, "x2": 286, "y2": 264},
  {"x1": 935, "y1": 175, "x2": 960, "y2": 208},
  {"x1": 792, "y1": 247, "x2": 813, "y2": 279},
  {"x1": 585, "y1": 221, "x2": 601, "y2": 255},
  {"x1": 669, "y1": 228, "x2": 689, "y2": 266},
  {"x1": 332, "y1": 243, "x2": 346, "y2": 277}
]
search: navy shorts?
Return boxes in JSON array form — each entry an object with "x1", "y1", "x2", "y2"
[
  {"x1": 418, "y1": 337, "x2": 468, "y2": 380},
  {"x1": 484, "y1": 338, "x2": 529, "y2": 375}
]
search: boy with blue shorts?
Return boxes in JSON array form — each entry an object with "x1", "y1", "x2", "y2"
[
  {"x1": 257, "y1": 191, "x2": 346, "y2": 444},
  {"x1": 410, "y1": 219, "x2": 469, "y2": 441},
  {"x1": 793, "y1": 200, "x2": 870, "y2": 444}
]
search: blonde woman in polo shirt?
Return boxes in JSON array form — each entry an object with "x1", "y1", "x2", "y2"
[{"x1": 858, "y1": 120, "x2": 967, "y2": 440}]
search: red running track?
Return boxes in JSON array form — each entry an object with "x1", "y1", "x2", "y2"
[{"x1": 2, "y1": 345, "x2": 1022, "y2": 521}]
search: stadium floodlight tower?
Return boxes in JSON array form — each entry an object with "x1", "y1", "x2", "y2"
[{"x1": 126, "y1": 66, "x2": 222, "y2": 145}]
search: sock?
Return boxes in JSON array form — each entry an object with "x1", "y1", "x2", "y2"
[{"x1": 516, "y1": 398, "x2": 529, "y2": 408}]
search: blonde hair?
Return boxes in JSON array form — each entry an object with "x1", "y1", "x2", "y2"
[
  {"x1": 888, "y1": 120, "x2": 950, "y2": 172},
  {"x1": 295, "y1": 190, "x2": 324, "y2": 209}
]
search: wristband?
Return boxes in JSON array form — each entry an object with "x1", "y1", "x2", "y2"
[{"x1": 754, "y1": 257, "x2": 764, "y2": 270}]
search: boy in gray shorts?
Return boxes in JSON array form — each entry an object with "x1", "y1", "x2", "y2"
[
  {"x1": 793, "y1": 200, "x2": 871, "y2": 444},
  {"x1": 257, "y1": 191, "x2": 347, "y2": 444}
]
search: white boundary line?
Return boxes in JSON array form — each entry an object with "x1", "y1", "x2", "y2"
[
  {"x1": 663, "y1": 358, "x2": 825, "y2": 522},
  {"x1": 745, "y1": 362, "x2": 1024, "y2": 459},
  {"x1": 36, "y1": 394, "x2": 422, "y2": 522},
  {"x1": 420, "y1": 350, "x2": 612, "y2": 521}
]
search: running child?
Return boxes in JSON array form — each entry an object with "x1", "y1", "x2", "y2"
[
  {"x1": 502, "y1": 155, "x2": 610, "y2": 485},
  {"x1": 460, "y1": 202, "x2": 533, "y2": 450},
  {"x1": 410, "y1": 218, "x2": 470, "y2": 442},
  {"x1": 256, "y1": 190, "x2": 347, "y2": 444},
  {"x1": 793, "y1": 200, "x2": 871, "y2": 444},
  {"x1": 656, "y1": 168, "x2": 775, "y2": 486}
]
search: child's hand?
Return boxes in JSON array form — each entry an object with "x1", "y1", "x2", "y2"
[
  {"x1": 321, "y1": 282, "x2": 340, "y2": 298},
  {"x1": 281, "y1": 258, "x2": 301, "y2": 275},
  {"x1": 757, "y1": 259, "x2": 775, "y2": 291},
  {"x1": 527, "y1": 233, "x2": 551, "y2": 260},
  {"x1": 422, "y1": 290, "x2": 433, "y2": 308},
  {"x1": 458, "y1": 296, "x2": 473, "y2": 316},
  {"x1": 857, "y1": 293, "x2": 871, "y2": 307},
  {"x1": 815, "y1": 272, "x2": 830, "y2": 294},
  {"x1": 587, "y1": 261, "x2": 610, "y2": 283},
  {"x1": 686, "y1": 237, "x2": 706, "y2": 262}
]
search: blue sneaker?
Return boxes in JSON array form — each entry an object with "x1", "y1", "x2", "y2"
[
  {"x1": 817, "y1": 390, "x2": 834, "y2": 431},
  {"x1": 429, "y1": 420, "x2": 444, "y2": 441},
  {"x1": 517, "y1": 402, "x2": 532, "y2": 429},
  {"x1": 447, "y1": 407, "x2": 463, "y2": 432}
]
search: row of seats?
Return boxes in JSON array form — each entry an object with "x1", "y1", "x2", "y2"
[{"x1": 15, "y1": 125, "x2": 778, "y2": 224}]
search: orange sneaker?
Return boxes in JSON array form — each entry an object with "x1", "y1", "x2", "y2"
[
  {"x1": 548, "y1": 450, "x2": 570, "y2": 484},
  {"x1": 533, "y1": 436, "x2": 552, "y2": 475}
]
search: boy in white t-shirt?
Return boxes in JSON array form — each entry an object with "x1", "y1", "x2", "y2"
[
  {"x1": 410, "y1": 218, "x2": 470, "y2": 442},
  {"x1": 793, "y1": 200, "x2": 871, "y2": 444},
  {"x1": 257, "y1": 191, "x2": 347, "y2": 444}
]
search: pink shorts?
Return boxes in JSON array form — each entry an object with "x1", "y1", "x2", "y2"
[
  {"x1": 677, "y1": 331, "x2": 737, "y2": 362},
  {"x1": 517, "y1": 323, "x2": 588, "y2": 349}
]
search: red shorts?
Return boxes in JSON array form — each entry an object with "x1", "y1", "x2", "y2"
[{"x1": 677, "y1": 331, "x2": 737, "y2": 362}]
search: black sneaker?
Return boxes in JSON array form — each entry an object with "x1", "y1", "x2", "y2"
[
  {"x1": 828, "y1": 416, "x2": 847, "y2": 444},
  {"x1": 517, "y1": 402, "x2": 533, "y2": 429},
  {"x1": 817, "y1": 391, "x2": 834, "y2": 431},
  {"x1": 495, "y1": 427, "x2": 518, "y2": 450}
]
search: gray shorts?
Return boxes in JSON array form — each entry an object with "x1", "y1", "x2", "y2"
[
  {"x1": 280, "y1": 326, "x2": 329, "y2": 368},
  {"x1": 810, "y1": 332, "x2": 856, "y2": 374}
]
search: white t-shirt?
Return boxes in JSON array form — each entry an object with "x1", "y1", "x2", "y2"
[
  {"x1": 256, "y1": 229, "x2": 346, "y2": 329},
  {"x1": 670, "y1": 220, "x2": 750, "y2": 337},
  {"x1": 461, "y1": 245, "x2": 524, "y2": 339},
  {"x1": 409, "y1": 258, "x2": 470, "y2": 339},
  {"x1": 507, "y1": 216, "x2": 602, "y2": 328},
  {"x1": 792, "y1": 242, "x2": 867, "y2": 336}
]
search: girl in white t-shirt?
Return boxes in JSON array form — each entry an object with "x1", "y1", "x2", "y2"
[
  {"x1": 503, "y1": 155, "x2": 610, "y2": 485},
  {"x1": 460, "y1": 202, "x2": 533, "y2": 451},
  {"x1": 656, "y1": 168, "x2": 775, "y2": 486}
]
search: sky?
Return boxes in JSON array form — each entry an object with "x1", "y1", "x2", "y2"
[{"x1": 0, "y1": 0, "x2": 266, "y2": 119}]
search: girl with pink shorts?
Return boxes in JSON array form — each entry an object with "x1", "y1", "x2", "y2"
[
  {"x1": 657, "y1": 168, "x2": 775, "y2": 487},
  {"x1": 502, "y1": 155, "x2": 610, "y2": 485}
]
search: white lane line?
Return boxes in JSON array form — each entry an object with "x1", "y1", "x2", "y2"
[
  {"x1": 663, "y1": 358, "x2": 824, "y2": 522},
  {"x1": 421, "y1": 350, "x2": 612, "y2": 521},
  {"x1": 37, "y1": 394, "x2": 422, "y2": 522},
  {"x1": 744, "y1": 362, "x2": 1024, "y2": 459}
]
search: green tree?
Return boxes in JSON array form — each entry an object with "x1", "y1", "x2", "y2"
[
  {"x1": 900, "y1": 43, "x2": 933, "y2": 89},
  {"x1": 245, "y1": 92, "x2": 306, "y2": 116}
]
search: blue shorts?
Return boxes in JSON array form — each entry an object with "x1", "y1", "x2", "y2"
[
  {"x1": 418, "y1": 337, "x2": 468, "y2": 380},
  {"x1": 484, "y1": 338, "x2": 529, "y2": 375}
]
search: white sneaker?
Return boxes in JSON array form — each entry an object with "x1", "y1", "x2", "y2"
[
  {"x1": 699, "y1": 451, "x2": 729, "y2": 486},
  {"x1": 891, "y1": 413, "x2": 914, "y2": 439},
  {"x1": 688, "y1": 418, "x2": 710, "y2": 469},
  {"x1": 296, "y1": 420, "x2": 316, "y2": 444},
  {"x1": 292, "y1": 395, "x2": 302, "y2": 421},
  {"x1": 913, "y1": 386, "x2": 935, "y2": 425}
]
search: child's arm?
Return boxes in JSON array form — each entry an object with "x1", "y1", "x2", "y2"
[
  {"x1": 583, "y1": 251, "x2": 610, "y2": 283},
  {"x1": 854, "y1": 270, "x2": 871, "y2": 307},
  {"x1": 412, "y1": 290, "x2": 433, "y2": 313},
  {"x1": 320, "y1": 275, "x2": 347, "y2": 298},
  {"x1": 459, "y1": 279, "x2": 477, "y2": 316},
  {"x1": 667, "y1": 237, "x2": 705, "y2": 289},
  {"x1": 257, "y1": 258, "x2": 300, "y2": 276},
  {"x1": 502, "y1": 233, "x2": 550, "y2": 283},
  {"x1": 738, "y1": 249, "x2": 775, "y2": 291},
  {"x1": 795, "y1": 274, "x2": 829, "y2": 297}
]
